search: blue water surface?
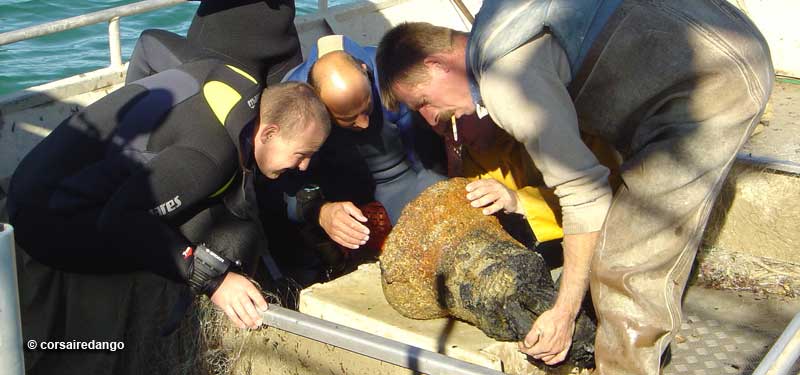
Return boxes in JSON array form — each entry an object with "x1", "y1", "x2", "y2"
[{"x1": 0, "y1": 0, "x2": 356, "y2": 95}]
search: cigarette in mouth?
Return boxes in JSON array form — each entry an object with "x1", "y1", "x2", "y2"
[{"x1": 451, "y1": 115, "x2": 458, "y2": 142}]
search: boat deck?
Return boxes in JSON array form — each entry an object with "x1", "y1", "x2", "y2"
[
  {"x1": 1, "y1": 78, "x2": 798, "y2": 375},
  {"x1": 740, "y1": 79, "x2": 800, "y2": 174},
  {"x1": 294, "y1": 263, "x2": 800, "y2": 375},
  {"x1": 666, "y1": 286, "x2": 799, "y2": 374}
]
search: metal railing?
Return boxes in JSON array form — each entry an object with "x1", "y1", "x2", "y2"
[
  {"x1": 0, "y1": 225, "x2": 23, "y2": 375},
  {"x1": 753, "y1": 312, "x2": 800, "y2": 375},
  {"x1": 262, "y1": 306, "x2": 503, "y2": 375},
  {"x1": 0, "y1": 0, "x2": 335, "y2": 69},
  {"x1": 0, "y1": 0, "x2": 188, "y2": 68}
]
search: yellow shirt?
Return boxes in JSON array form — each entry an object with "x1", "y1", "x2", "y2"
[{"x1": 462, "y1": 129, "x2": 564, "y2": 243}]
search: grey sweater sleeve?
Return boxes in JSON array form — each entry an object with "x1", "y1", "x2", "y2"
[{"x1": 479, "y1": 33, "x2": 612, "y2": 234}]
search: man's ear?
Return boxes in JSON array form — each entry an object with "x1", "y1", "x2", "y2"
[
  {"x1": 258, "y1": 123, "x2": 280, "y2": 144},
  {"x1": 423, "y1": 55, "x2": 448, "y2": 73}
]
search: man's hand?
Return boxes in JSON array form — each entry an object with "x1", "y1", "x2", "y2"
[
  {"x1": 519, "y1": 307, "x2": 576, "y2": 365},
  {"x1": 465, "y1": 179, "x2": 524, "y2": 215},
  {"x1": 319, "y1": 201, "x2": 370, "y2": 249},
  {"x1": 518, "y1": 231, "x2": 600, "y2": 365},
  {"x1": 210, "y1": 272, "x2": 268, "y2": 329}
]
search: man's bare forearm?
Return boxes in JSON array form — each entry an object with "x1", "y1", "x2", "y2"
[{"x1": 553, "y1": 231, "x2": 600, "y2": 318}]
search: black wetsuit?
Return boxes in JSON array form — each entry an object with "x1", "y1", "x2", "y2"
[
  {"x1": 11, "y1": 0, "x2": 305, "y2": 283},
  {"x1": 8, "y1": 3, "x2": 305, "y2": 374},
  {"x1": 127, "y1": 0, "x2": 302, "y2": 85},
  {"x1": 119, "y1": 0, "x2": 304, "y2": 281},
  {"x1": 8, "y1": 59, "x2": 265, "y2": 287}
]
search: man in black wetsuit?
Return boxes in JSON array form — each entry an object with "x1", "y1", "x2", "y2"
[
  {"x1": 8, "y1": 0, "x2": 326, "y2": 334},
  {"x1": 8, "y1": 71, "x2": 330, "y2": 329}
]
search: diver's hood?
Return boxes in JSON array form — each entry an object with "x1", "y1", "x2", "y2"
[{"x1": 187, "y1": 0, "x2": 302, "y2": 84}]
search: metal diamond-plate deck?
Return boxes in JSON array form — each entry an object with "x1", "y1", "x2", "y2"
[
  {"x1": 664, "y1": 315, "x2": 772, "y2": 374},
  {"x1": 662, "y1": 287, "x2": 800, "y2": 375}
]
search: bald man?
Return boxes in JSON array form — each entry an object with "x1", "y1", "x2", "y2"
[
  {"x1": 309, "y1": 50, "x2": 372, "y2": 131},
  {"x1": 281, "y1": 35, "x2": 446, "y2": 250}
]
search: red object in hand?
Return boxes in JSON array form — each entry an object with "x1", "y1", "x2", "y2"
[{"x1": 356, "y1": 201, "x2": 392, "y2": 254}]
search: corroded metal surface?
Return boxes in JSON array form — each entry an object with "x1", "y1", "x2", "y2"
[{"x1": 380, "y1": 178, "x2": 595, "y2": 367}]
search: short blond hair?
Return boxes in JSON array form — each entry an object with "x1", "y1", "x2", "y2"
[
  {"x1": 376, "y1": 22, "x2": 461, "y2": 111},
  {"x1": 259, "y1": 81, "x2": 331, "y2": 136}
]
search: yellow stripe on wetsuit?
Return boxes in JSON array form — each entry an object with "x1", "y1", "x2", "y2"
[
  {"x1": 208, "y1": 174, "x2": 236, "y2": 198},
  {"x1": 204, "y1": 81, "x2": 241, "y2": 125},
  {"x1": 203, "y1": 64, "x2": 257, "y2": 198},
  {"x1": 226, "y1": 64, "x2": 257, "y2": 83},
  {"x1": 203, "y1": 65, "x2": 258, "y2": 125}
]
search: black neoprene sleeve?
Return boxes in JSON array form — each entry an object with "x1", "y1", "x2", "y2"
[{"x1": 97, "y1": 145, "x2": 237, "y2": 282}]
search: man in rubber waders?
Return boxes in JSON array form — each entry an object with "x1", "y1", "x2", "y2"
[{"x1": 375, "y1": 0, "x2": 772, "y2": 372}]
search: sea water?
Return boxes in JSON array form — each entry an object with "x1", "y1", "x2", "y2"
[{"x1": 0, "y1": 0, "x2": 356, "y2": 95}]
